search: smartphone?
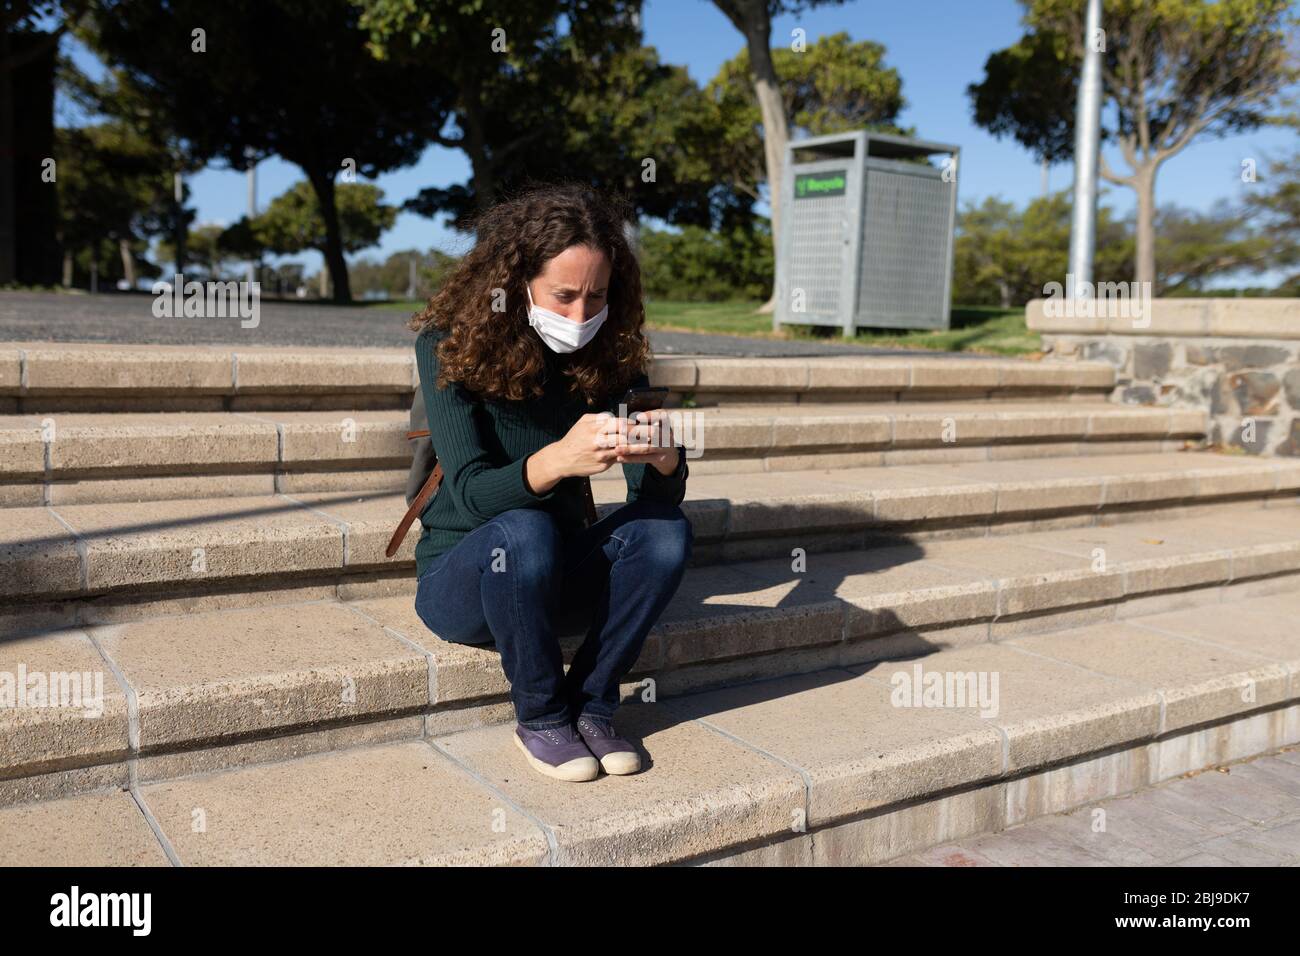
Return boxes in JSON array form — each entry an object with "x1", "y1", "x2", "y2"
[{"x1": 617, "y1": 385, "x2": 670, "y2": 416}]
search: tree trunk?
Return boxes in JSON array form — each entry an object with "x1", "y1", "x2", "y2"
[
  {"x1": 306, "y1": 169, "x2": 351, "y2": 303},
  {"x1": 319, "y1": 265, "x2": 329, "y2": 299},
  {"x1": 0, "y1": 30, "x2": 16, "y2": 284},
  {"x1": 61, "y1": 249, "x2": 72, "y2": 287},
  {"x1": 118, "y1": 237, "x2": 135, "y2": 288},
  {"x1": 1133, "y1": 163, "x2": 1156, "y2": 288},
  {"x1": 742, "y1": 17, "x2": 789, "y2": 316},
  {"x1": 459, "y1": 80, "x2": 496, "y2": 229}
]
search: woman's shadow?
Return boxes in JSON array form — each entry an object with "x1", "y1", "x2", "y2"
[{"x1": 544, "y1": 503, "x2": 956, "y2": 762}]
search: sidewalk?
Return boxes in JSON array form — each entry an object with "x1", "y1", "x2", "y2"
[{"x1": 889, "y1": 746, "x2": 1300, "y2": 866}]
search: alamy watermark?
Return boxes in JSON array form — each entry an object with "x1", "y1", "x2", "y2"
[
  {"x1": 1041, "y1": 273, "x2": 1153, "y2": 329},
  {"x1": 611, "y1": 405, "x2": 705, "y2": 460},
  {"x1": 152, "y1": 273, "x2": 260, "y2": 328},
  {"x1": 1, "y1": 666, "x2": 105, "y2": 719},
  {"x1": 890, "y1": 662, "x2": 999, "y2": 718},
  {"x1": 50, "y1": 886, "x2": 151, "y2": 935}
]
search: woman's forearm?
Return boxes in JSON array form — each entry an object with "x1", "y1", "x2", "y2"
[
  {"x1": 645, "y1": 445, "x2": 681, "y2": 476},
  {"x1": 524, "y1": 443, "x2": 566, "y2": 496}
]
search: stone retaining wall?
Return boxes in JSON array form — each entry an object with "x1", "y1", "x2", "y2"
[{"x1": 1027, "y1": 298, "x2": 1300, "y2": 456}]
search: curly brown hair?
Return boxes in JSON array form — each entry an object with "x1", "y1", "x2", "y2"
[{"x1": 408, "y1": 181, "x2": 652, "y2": 407}]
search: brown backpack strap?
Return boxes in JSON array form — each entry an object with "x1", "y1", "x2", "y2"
[
  {"x1": 385, "y1": 461, "x2": 443, "y2": 558},
  {"x1": 582, "y1": 476, "x2": 598, "y2": 527},
  {"x1": 389, "y1": 462, "x2": 598, "y2": 560}
]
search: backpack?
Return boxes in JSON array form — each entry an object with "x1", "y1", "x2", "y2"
[{"x1": 385, "y1": 386, "x2": 598, "y2": 559}]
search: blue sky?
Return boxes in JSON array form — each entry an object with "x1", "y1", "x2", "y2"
[{"x1": 62, "y1": 0, "x2": 1298, "y2": 277}]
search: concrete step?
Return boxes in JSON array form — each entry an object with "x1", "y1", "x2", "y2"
[
  {"x1": 2, "y1": 587, "x2": 1295, "y2": 864},
  {"x1": 2, "y1": 452, "x2": 1294, "y2": 607},
  {"x1": 682, "y1": 452, "x2": 1300, "y2": 564},
  {"x1": 0, "y1": 341, "x2": 1114, "y2": 413},
  {"x1": 0, "y1": 400, "x2": 1205, "y2": 507},
  {"x1": 2, "y1": 506, "x2": 1298, "y2": 810}
]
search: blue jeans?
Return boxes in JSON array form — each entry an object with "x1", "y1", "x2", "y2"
[{"x1": 413, "y1": 498, "x2": 693, "y2": 730}]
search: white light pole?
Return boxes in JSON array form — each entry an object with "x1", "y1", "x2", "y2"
[
  {"x1": 173, "y1": 171, "x2": 184, "y2": 277},
  {"x1": 1068, "y1": 0, "x2": 1104, "y2": 295}
]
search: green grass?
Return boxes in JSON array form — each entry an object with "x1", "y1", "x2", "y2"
[
  {"x1": 643, "y1": 300, "x2": 1039, "y2": 357},
  {"x1": 370, "y1": 297, "x2": 1040, "y2": 357},
  {"x1": 845, "y1": 306, "x2": 1040, "y2": 357}
]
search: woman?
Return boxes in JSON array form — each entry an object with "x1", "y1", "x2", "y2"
[{"x1": 409, "y1": 182, "x2": 693, "y2": 783}]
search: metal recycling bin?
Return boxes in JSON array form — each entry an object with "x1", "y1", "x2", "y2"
[{"x1": 774, "y1": 131, "x2": 959, "y2": 334}]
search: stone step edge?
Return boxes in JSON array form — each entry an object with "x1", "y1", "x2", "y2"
[
  {"x1": 683, "y1": 716, "x2": 1300, "y2": 867},
  {"x1": 0, "y1": 344, "x2": 1116, "y2": 397},
  {"x1": 0, "y1": 437, "x2": 1215, "y2": 510},
  {"x1": 0, "y1": 403, "x2": 1204, "y2": 487},
  {"x1": 2, "y1": 539, "x2": 1298, "y2": 798},
  {"x1": 4, "y1": 459, "x2": 1295, "y2": 603},
  {"x1": 3, "y1": 615, "x2": 1296, "y2": 866}
]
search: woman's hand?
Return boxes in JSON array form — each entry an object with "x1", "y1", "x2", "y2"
[
  {"x1": 613, "y1": 409, "x2": 679, "y2": 476},
  {"x1": 529, "y1": 412, "x2": 625, "y2": 491},
  {"x1": 526, "y1": 411, "x2": 679, "y2": 495}
]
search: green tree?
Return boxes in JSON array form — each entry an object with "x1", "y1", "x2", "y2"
[
  {"x1": 639, "y1": 219, "x2": 774, "y2": 302},
  {"x1": 356, "y1": 0, "x2": 641, "y2": 225},
  {"x1": 349, "y1": 247, "x2": 459, "y2": 300},
  {"x1": 560, "y1": 44, "x2": 752, "y2": 234},
  {"x1": 259, "y1": 262, "x2": 307, "y2": 298},
  {"x1": 54, "y1": 121, "x2": 176, "y2": 288},
  {"x1": 968, "y1": 0, "x2": 1296, "y2": 287},
  {"x1": 1244, "y1": 124, "x2": 1300, "y2": 286},
  {"x1": 951, "y1": 197, "x2": 1022, "y2": 307},
  {"x1": 356, "y1": 0, "x2": 750, "y2": 241},
  {"x1": 237, "y1": 180, "x2": 397, "y2": 297},
  {"x1": 58, "y1": 37, "x2": 206, "y2": 277},
  {"x1": 1155, "y1": 201, "x2": 1274, "y2": 294},
  {"x1": 707, "y1": 31, "x2": 908, "y2": 211},
  {"x1": 1248, "y1": 151, "x2": 1300, "y2": 286},
  {"x1": 708, "y1": 0, "x2": 852, "y2": 309},
  {"x1": 155, "y1": 223, "x2": 232, "y2": 280},
  {"x1": 952, "y1": 191, "x2": 1131, "y2": 306},
  {"x1": 80, "y1": 0, "x2": 456, "y2": 302}
]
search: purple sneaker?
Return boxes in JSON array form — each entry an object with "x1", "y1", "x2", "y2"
[
  {"x1": 575, "y1": 714, "x2": 641, "y2": 775},
  {"x1": 513, "y1": 723, "x2": 599, "y2": 782}
]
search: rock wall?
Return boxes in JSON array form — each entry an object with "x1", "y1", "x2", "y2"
[{"x1": 1027, "y1": 299, "x2": 1300, "y2": 456}]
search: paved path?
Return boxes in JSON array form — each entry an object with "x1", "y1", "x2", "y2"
[
  {"x1": 0, "y1": 290, "x2": 983, "y2": 358},
  {"x1": 882, "y1": 745, "x2": 1300, "y2": 866}
]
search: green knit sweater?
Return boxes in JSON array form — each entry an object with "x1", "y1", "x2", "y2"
[{"x1": 413, "y1": 326, "x2": 688, "y2": 577}]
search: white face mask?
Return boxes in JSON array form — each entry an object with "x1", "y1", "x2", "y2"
[{"x1": 526, "y1": 283, "x2": 608, "y2": 353}]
